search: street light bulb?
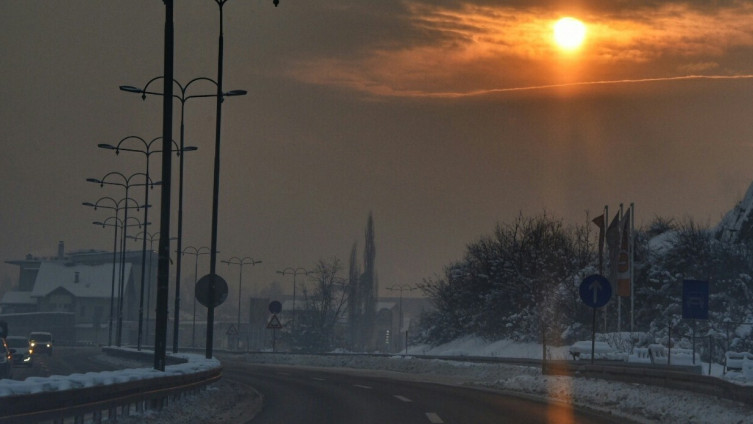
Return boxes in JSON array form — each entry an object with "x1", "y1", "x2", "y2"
[
  {"x1": 119, "y1": 85, "x2": 142, "y2": 93},
  {"x1": 226, "y1": 90, "x2": 247, "y2": 97}
]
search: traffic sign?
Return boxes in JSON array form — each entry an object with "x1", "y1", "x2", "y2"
[
  {"x1": 579, "y1": 274, "x2": 612, "y2": 308},
  {"x1": 195, "y1": 273, "x2": 229, "y2": 308},
  {"x1": 682, "y1": 280, "x2": 709, "y2": 319},
  {"x1": 269, "y1": 300, "x2": 282, "y2": 314},
  {"x1": 267, "y1": 314, "x2": 283, "y2": 329}
]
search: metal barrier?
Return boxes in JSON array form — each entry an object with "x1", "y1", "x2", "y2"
[{"x1": 0, "y1": 353, "x2": 221, "y2": 424}]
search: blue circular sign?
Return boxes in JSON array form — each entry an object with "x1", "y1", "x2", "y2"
[
  {"x1": 269, "y1": 300, "x2": 282, "y2": 314},
  {"x1": 579, "y1": 274, "x2": 612, "y2": 308}
]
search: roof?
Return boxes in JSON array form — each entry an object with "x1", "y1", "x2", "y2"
[
  {"x1": 0, "y1": 291, "x2": 35, "y2": 305},
  {"x1": 30, "y1": 262, "x2": 129, "y2": 299}
]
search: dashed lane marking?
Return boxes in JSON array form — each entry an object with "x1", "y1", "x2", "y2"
[
  {"x1": 353, "y1": 384, "x2": 372, "y2": 389},
  {"x1": 425, "y1": 412, "x2": 444, "y2": 423},
  {"x1": 394, "y1": 395, "x2": 413, "y2": 402},
  {"x1": 312, "y1": 377, "x2": 326, "y2": 381}
]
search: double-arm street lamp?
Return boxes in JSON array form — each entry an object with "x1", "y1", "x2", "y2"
[
  {"x1": 87, "y1": 172, "x2": 160, "y2": 347},
  {"x1": 128, "y1": 231, "x2": 176, "y2": 343},
  {"x1": 276, "y1": 267, "x2": 309, "y2": 330},
  {"x1": 182, "y1": 246, "x2": 211, "y2": 347},
  {"x1": 221, "y1": 257, "x2": 261, "y2": 350},
  {"x1": 92, "y1": 216, "x2": 147, "y2": 346},
  {"x1": 83, "y1": 196, "x2": 145, "y2": 346},
  {"x1": 98, "y1": 136, "x2": 192, "y2": 351},
  {"x1": 121, "y1": 79, "x2": 244, "y2": 354},
  {"x1": 386, "y1": 284, "x2": 417, "y2": 353}
]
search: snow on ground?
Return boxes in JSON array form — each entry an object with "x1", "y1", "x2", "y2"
[
  {"x1": 0, "y1": 350, "x2": 220, "y2": 397},
  {"x1": 1, "y1": 339, "x2": 752, "y2": 423}
]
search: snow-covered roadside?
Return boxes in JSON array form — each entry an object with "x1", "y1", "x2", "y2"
[
  {"x1": 3, "y1": 339, "x2": 752, "y2": 423},
  {"x1": 234, "y1": 352, "x2": 753, "y2": 424}
]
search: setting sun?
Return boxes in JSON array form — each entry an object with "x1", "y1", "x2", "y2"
[{"x1": 553, "y1": 17, "x2": 586, "y2": 50}]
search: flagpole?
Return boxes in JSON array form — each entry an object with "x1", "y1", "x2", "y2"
[
  {"x1": 630, "y1": 202, "x2": 635, "y2": 334},
  {"x1": 618, "y1": 203, "x2": 623, "y2": 334},
  {"x1": 603, "y1": 205, "x2": 608, "y2": 332}
]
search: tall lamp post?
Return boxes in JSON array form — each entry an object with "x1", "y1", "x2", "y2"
[
  {"x1": 182, "y1": 246, "x2": 211, "y2": 347},
  {"x1": 386, "y1": 284, "x2": 416, "y2": 353},
  {"x1": 120, "y1": 79, "x2": 244, "y2": 354},
  {"x1": 276, "y1": 267, "x2": 309, "y2": 330},
  {"x1": 92, "y1": 216, "x2": 147, "y2": 346},
  {"x1": 98, "y1": 136, "x2": 189, "y2": 351},
  {"x1": 128, "y1": 231, "x2": 176, "y2": 343},
  {"x1": 221, "y1": 257, "x2": 261, "y2": 350},
  {"x1": 83, "y1": 196, "x2": 144, "y2": 346},
  {"x1": 87, "y1": 172, "x2": 159, "y2": 346}
]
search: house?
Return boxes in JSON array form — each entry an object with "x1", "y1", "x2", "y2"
[{"x1": 1, "y1": 241, "x2": 156, "y2": 346}]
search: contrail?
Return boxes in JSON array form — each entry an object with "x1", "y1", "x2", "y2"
[{"x1": 417, "y1": 74, "x2": 753, "y2": 98}]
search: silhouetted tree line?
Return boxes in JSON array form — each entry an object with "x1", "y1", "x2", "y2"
[{"x1": 416, "y1": 213, "x2": 753, "y2": 360}]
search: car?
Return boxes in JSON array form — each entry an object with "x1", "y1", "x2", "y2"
[
  {"x1": 0, "y1": 338, "x2": 13, "y2": 379},
  {"x1": 5, "y1": 336, "x2": 33, "y2": 367},
  {"x1": 29, "y1": 331, "x2": 53, "y2": 356}
]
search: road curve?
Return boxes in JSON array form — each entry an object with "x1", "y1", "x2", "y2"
[{"x1": 221, "y1": 361, "x2": 624, "y2": 424}]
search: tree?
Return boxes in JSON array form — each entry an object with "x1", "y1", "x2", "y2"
[
  {"x1": 289, "y1": 258, "x2": 348, "y2": 352},
  {"x1": 418, "y1": 213, "x2": 593, "y2": 344}
]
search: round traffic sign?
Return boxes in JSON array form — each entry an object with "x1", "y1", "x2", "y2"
[
  {"x1": 269, "y1": 300, "x2": 282, "y2": 314},
  {"x1": 579, "y1": 274, "x2": 612, "y2": 308},
  {"x1": 195, "y1": 273, "x2": 229, "y2": 308}
]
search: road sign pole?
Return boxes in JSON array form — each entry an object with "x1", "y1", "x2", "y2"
[{"x1": 591, "y1": 308, "x2": 596, "y2": 364}]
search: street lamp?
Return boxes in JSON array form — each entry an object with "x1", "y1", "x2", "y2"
[
  {"x1": 128, "y1": 231, "x2": 176, "y2": 343},
  {"x1": 98, "y1": 136, "x2": 191, "y2": 351},
  {"x1": 92, "y1": 216, "x2": 147, "y2": 347},
  {"x1": 83, "y1": 196, "x2": 145, "y2": 345},
  {"x1": 182, "y1": 246, "x2": 211, "y2": 347},
  {"x1": 276, "y1": 267, "x2": 309, "y2": 330},
  {"x1": 87, "y1": 172, "x2": 160, "y2": 346},
  {"x1": 120, "y1": 79, "x2": 244, "y2": 354},
  {"x1": 221, "y1": 257, "x2": 261, "y2": 350},
  {"x1": 386, "y1": 284, "x2": 417, "y2": 354}
]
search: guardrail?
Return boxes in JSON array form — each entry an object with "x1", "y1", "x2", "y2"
[
  {"x1": 0, "y1": 349, "x2": 221, "y2": 424},
  {"x1": 542, "y1": 360, "x2": 753, "y2": 406},
  {"x1": 237, "y1": 350, "x2": 753, "y2": 407}
]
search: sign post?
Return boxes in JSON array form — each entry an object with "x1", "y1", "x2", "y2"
[
  {"x1": 579, "y1": 274, "x2": 613, "y2": 363},
  {"x1": 682, "y1": 280, "x2": 709, "y2": 364},
  {"x1": 267, "y1": 301, "x2": 283, "y2": 352}
]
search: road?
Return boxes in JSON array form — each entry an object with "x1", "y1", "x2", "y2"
[
  {"x1": 10, "y1": 346, "x2": 127, "y2": 380},
  {"x1": 221, "y1": 361, "x2": 623, "y2": 424}
]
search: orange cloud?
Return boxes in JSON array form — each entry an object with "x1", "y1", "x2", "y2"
[{"x1": 286, "y1": 2, "x2": 753, "y2": 98}]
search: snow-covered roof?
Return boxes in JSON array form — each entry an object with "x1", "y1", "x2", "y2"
[
  {"x1": 30, "y1": 262, "x2": 128, "y2": 299},
  {"x1": 0, "y1": 290, "x2": 35, "y2": 305}
]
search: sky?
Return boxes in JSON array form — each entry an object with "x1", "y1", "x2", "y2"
[{"x1": 3, "y1": 1, "x2": 753, "y2": 303}]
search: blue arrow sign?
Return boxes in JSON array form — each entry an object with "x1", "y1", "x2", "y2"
[{"x1": 579, "y1": 274, "x2": 612, "y2": 308}]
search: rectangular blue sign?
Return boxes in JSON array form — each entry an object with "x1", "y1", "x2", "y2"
[{"x1": 682, "y1": 280, "x2": 709, "y2": 320}]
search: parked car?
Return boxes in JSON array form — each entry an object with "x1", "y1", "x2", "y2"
[
  {"x1": 6, "y1": 336, "x2": 33, "y2": 367},
  {"x1": 0, "y1": 338, "x2": 13, "y2": 379},
  {"x1": 29, "y1": 331, "x2": 53, "y2": 356}
]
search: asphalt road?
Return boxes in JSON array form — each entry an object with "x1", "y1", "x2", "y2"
[
  {"x1": 9, "y1": 346, "x2": 123, "y2": 380},
  {"x1": 222, "y1": 362, "x2": 623, "y2": 424}
]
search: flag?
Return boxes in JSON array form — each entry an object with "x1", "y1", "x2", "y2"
[
  {"x1": 592, "y1": 213, "x2": 605, "y2": 273},
  {"x1": 605, "y1": 212, "x2": 620, "y2": 284},
  {"x1": 617, "y1": 209, "x2": 631, "y2": 297}
]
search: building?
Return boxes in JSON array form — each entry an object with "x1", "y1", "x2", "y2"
[{"x1": 1, "y1": 241, "x2": 156, "y2": 346}]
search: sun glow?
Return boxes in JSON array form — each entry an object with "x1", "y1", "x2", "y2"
[{"x1": 553, "y1": 17, "x2": 586, "y2": 50}]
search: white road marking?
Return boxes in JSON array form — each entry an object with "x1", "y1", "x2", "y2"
[
  {"x1": 394, "y1": 395, "x2": 413, "y2": 402},
  {"x1": 353, "y1": 384, "x2": 372, "y2": 389},
  {"x1": 425, "y1": 412, "x2": 444, "y2": 423},
  {"x1": 312, "y1": 377, "x2": 326, "y2": 381}
]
